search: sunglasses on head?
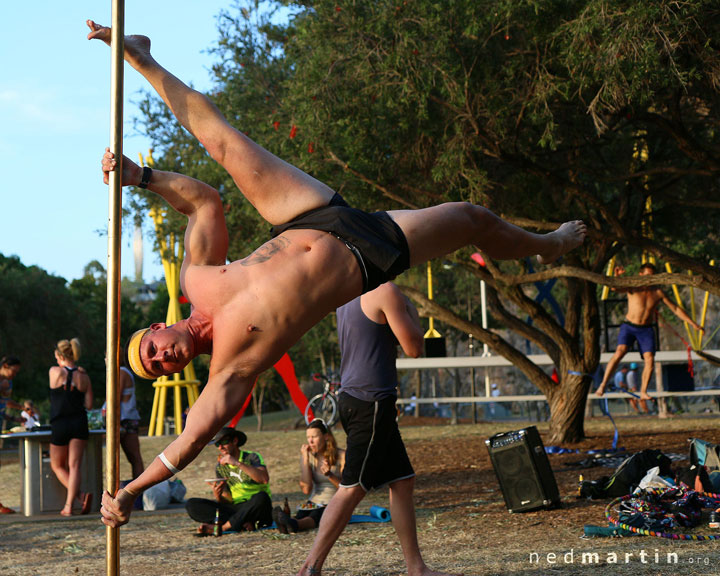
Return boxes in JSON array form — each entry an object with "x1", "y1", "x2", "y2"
[{"x1": 310, "y1": 418, "x2": 328, "y2": 432}]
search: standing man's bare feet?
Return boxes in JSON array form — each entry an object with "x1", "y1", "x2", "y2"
[
  {"x1": 297, "y1": 561, "x2": 322, "y2": 576},
  {"x1": 86, "y1": 20, "x2": 153, "y2": 70},
  {"x1": 537, "y1": 220, "x2": 587, "y2": 265}
]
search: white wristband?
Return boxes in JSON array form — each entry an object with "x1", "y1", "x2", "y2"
[{"x1": 158, "y1": 452, "x2": 181, "y2": 475}]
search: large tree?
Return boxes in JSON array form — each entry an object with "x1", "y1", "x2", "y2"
[{"x1": 133, "y1": 0, "x2": 720, "y2": 442}]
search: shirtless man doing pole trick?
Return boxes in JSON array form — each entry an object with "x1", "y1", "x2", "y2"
[{"x1": 87, "y1": 20, "x2": 586, "y2": 529}]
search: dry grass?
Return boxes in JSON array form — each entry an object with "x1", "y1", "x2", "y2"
[{"x1": 2, "y1": 416, "x2": 720, "y2": 575}]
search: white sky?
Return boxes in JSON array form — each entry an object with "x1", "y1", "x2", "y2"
[{"x1": 1, "y1": 1, "x2": 239, "y2": 283}]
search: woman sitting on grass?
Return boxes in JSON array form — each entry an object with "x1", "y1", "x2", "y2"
[{"x1": 273, "y1": 419, "x2": 345, "y2": 533}]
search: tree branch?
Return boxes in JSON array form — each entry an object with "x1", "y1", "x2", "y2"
[
  {"x1": 500, "y1": 265, "x2": 720, "y2": 296},
  {"x1": 397, "y1": 284, "x2": 554, "y2": 393},
  {"x1": 325, "y1": 150, "x2": 419, "y2": 208}
]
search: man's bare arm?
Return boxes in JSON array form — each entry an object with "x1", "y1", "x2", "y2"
[
  {"x1": 374, "y1": 283, "x2": 424, "y2": 358},
  {"x1": 102, "y1": 149, "x2": 228, "y2": 269},
  {"x1": 100, "y1": 369, "x2": 256, "y2": 527},
  {"x1": 660, "y1": 292, "x2": 703, "y2": 331}
]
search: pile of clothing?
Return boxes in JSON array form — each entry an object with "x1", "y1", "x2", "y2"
[{"x1": 581, "y1": 439, "x2": 720, "y2": 538}]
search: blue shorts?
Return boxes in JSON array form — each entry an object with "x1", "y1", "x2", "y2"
[{"x1": 618, "y1": 322, "x2": 656, "y2": 355}]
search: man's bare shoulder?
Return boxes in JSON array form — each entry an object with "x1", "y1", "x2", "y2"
[
  {"x1": 361, "y1": 282, "x2": 390, "y2": 309},
  {"x1": 365, "y1": 282, "x2": 403, "y2": 305}
]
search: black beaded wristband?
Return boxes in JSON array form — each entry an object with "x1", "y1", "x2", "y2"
[{"x1": 138, "y1": 166, "x2": 153, "y2": 189}]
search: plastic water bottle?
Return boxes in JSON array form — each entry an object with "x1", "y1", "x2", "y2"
[
  {"x1": 213, "y1": 507, "x2": 222, "y2": 537},
  {"x1": 709, "y1": 510, "x2": 719, "y2": 529}
]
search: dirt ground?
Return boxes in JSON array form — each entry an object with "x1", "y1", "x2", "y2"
[{"x1": 2, "y1": 416, "x2": 720, "y2": 575}]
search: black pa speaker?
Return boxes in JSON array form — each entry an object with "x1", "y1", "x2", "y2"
[
  {"x1": 662, "y1": 363, "x2": 694, "y2": 392},
  {"x1": 485, "y1": 426, "x2": 560, "y2": 513}
]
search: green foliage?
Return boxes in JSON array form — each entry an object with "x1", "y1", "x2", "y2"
[
  {"x1": 130, "y1": 0, "x2": 720, "y2": 435},
  {"x1": 0, "y1": 254, "x2": 150, "y2": 417},
  {"x1": 0, "y1": 254, "x2": 75, "y2": 403}
]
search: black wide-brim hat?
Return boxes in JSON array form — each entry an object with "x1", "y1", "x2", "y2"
[{"x1": 212, "y1": 427, "x2": 247, "y2": 447}]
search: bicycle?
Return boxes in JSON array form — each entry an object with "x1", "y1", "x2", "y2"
[{"x1": 304, "y1": 372, "x2": 341, "y2": 427}]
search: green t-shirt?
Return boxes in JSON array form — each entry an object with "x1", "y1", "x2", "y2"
[{"x1": 216, "y1": 450, "x2": 271, "y2": 504}]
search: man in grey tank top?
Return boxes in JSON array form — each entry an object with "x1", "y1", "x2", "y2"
[{"x1": 298, "y1": 282, "x2": 457, "y2": 576}]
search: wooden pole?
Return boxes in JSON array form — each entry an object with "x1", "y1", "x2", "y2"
[{"x1": 106, "y1": 2, "x2": 125, "y2": 574}]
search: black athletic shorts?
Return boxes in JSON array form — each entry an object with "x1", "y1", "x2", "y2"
[
  {"x1": 270, "y1": 194, "x2": 411, "y2": 293},
  {"x1": 50, "y1": 416, "x2": 89, "y2": 446},
  {"x1": 338, "y1": 392, "x2": 415, "y2": 491}
]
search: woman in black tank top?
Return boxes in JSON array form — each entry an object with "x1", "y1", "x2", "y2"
[{"x1": 48, "y1": 338, "x2": 94, "y2": 516}]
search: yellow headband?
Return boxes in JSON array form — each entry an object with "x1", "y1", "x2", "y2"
[{"x1": 126, "y1": 328, "x2": 155, "y2": 380}]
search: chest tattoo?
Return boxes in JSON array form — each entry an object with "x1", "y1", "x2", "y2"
[{"x1": 241, "y1": 237, "x2": 290, "y2": 266}]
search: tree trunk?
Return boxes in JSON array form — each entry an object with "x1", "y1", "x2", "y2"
[
  {"x1": 252, "y1": 383, "x2": 266, "y2": 432},
  {"x1": 546, "y1": 375, "x2": 590, "y2": 444}
]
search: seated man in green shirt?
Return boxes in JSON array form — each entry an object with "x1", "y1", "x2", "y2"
[{"x1": 186, "y1": 427, "x2": 272, "y2": 534}]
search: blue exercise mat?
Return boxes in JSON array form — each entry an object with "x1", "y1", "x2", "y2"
[{"x1": 349, "y1": 505, "x2": 391, "y2": 524}]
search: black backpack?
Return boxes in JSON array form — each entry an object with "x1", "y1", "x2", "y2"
[{"x1": 579, "y1": 449, "x2": 673, "y2": 499}]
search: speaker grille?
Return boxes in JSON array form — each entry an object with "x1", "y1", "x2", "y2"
[{"x1": 485, "y1": 426, "x2": 560, "y2": 512}]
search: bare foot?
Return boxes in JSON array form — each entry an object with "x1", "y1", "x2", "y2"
[
  {"x1": 537, "y1": 220, "x2": 587, "y2": 265},
  {"x1": 297, "y1": 561, "x2": 323, "y2": 576},
  {"x1": 86, "y1": 20, "x2": 153, "y2": 70},
  {"x1": 196, "y1": 523, "x2": 214, "y2": 535},
  {"x1": 60, "y1": 507, "x2": 73, "y2": 517}
]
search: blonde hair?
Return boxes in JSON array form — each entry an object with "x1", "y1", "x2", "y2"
[{"x1": 56, "y1": 338, "x2": 82, "y2": 363}]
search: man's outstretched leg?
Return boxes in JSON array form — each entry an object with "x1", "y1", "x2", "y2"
[
  {"x1": 387, "y1": 202, "x2": 586, "y2": 268},
  {"x1": 87, "y1": 21, "x2": 334, "y2": 225},
  {"x1": 596, "y1": 345, "x2": 629, "y2": 397},
  {"x1": 297, "y1": 486, "x2": 366, "y2": 576},
  {"x1": 388, "y1": 477, "x2": 460, "y2": 576},
  {"x1": 639, "y1": 351, "x2": 656, "y2": 402}
]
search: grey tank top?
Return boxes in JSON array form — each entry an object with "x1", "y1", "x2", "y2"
[{"x1": 336, "y1": 296, "x2": 398, "y2": 402}]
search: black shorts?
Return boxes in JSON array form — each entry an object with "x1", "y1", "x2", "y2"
[
  {"x1": 120, "y1": 419, "x2": 140, "y2": 434},
  {"x1": 338, "y1": 392, "x2": 414, "y2": 491},
  {"x1": 50, "y1": 416, "x2": 89, "y2": 446},
  {"x1": 270, "y1": 194, "x2": 410, "y2": 293}
]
